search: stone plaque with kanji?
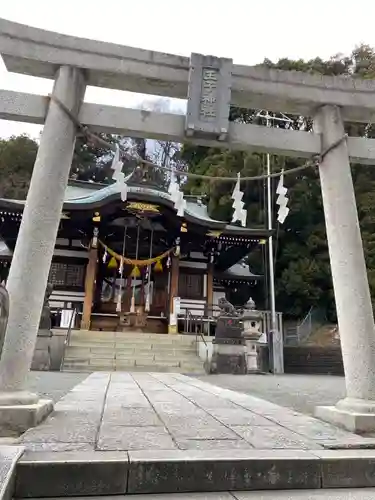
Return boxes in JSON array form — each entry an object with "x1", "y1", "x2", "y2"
[{"x1": 186, "y1": 53, "x2": 232, "y2": 141}]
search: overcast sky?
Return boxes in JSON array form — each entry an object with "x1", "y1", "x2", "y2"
[{"x1": 1, "y1": 0, "x2": 375, "y2": 138}]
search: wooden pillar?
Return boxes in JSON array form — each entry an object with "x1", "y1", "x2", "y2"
[
  {"x1": 168, "y1": 254, "x2": 179, "y2": 334},
  {"x1": 81, "y1": 245, "x2": 98, "y2": 330},
  {"x1": 207, "y1": 263, "x2": 214, "y2": 316},
  {"x1": 124, "y1": 274, "x2": 132, "y2": 312}
]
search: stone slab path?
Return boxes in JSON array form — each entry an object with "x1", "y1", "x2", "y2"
[
  {"x1": 32, "y1": 491, "x2": 375, "y2": 499},
  {"x1": 19, "y1": 372, "x2": 375, "y2": 452}
]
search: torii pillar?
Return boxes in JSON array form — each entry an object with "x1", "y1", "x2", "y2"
[
  {"x1": 314, "y1": 105, "x2": 375, "y2": 432},
  {"x1": 0, "y1": 66, "x2": 85, "y2": 432}
]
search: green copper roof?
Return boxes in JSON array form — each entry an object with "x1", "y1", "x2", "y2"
[{"x1": 0, "y1": 181, "x2": 270, "y2": 237}]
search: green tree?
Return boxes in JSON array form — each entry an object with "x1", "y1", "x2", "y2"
[
  {"x1": 0, "y1": 135, "x2": 38, "y2": 199},
  {"x1": 0, "y1": 133, "x2": 148, "y2": 198}
]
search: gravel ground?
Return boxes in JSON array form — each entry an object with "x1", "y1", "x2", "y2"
[
  {"x1": 27, "y1": 371, "x2": 88, "y2": 402},
  {"x1": 196, "y1": 373, "x2": 346, "y2": 416}
]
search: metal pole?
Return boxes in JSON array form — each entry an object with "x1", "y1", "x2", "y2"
[
  {"x1": 257, "y1": 110, "x2": 289, "y2": 373},
  {"x1": 266, "y1": 150, "x2": 278, "y2": 372}
]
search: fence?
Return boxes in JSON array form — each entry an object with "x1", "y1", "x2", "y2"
[{"x1": 294, "y1": 307, "x2": 327, "y2": 345}]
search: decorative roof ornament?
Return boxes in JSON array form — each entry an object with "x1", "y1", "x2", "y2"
[
  {"x1": 111, "y1": 145, "x2": 128, "y2": 202},
  {"x1": 168, "y1": 169, "x2": 186, "y2": 217},
  {"x1": 231, "y1": 173, "x2": 247, "y2": 227},
  {"x1": 276, "y1": 171, "x2": 289, "y2": 224}
]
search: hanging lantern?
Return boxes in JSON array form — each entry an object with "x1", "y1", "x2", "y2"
[
  {"x1": 108, "y1": 256, "x2": 117, "y2": 269},
  {"x1": 154, "y1": 260, "x2": 163, "y2": 273},
  {"x1": 130, "y1": 265, "x2": 141, "y2": 278}
]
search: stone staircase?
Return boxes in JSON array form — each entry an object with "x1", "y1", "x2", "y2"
[{"x1": 62, "y1": 330, "x2": 205, "y2": 374}]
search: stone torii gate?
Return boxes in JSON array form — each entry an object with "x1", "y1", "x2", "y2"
[{"x1": 1, "y1": 18, "x2": 375, "y2": 432}]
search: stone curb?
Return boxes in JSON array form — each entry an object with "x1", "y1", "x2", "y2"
[
  {"x1": 14, "y1": 448, "x2": 375, "y2": 497},
  {"x1": 0, "y1": 446, "x2": 24, "y2": 500}
]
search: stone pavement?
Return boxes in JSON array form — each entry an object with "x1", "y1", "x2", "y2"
[
  {"x1": 26, "y1": 371, "x2": 87, "y2": 403},
  {"x1": 14, "y1": 373, "x2": 375, "y2": 496},
  {"x1": 197, "y1": 374, "x2": 346, "y2": 416},
  {"x1": 19, "y1": 373, "x2": 375, "y2": 451},
  {"x1": 44, "y1": 491, "x2": 375, "y2": 499}
]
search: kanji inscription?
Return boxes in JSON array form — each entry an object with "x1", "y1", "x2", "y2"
[
  {"x1": 200, "y1": 68, "x2": 219, "y2": 119},
  {"x1": 186, "y1": 53, "x2": 232, "y2": 140}
]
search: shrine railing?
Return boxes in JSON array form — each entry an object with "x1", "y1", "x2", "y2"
[
  {"x1": 181, "y1": 305, "x2": 283, "y2": 343},
  {"x1": 184, "y1": 310, "x2": 209, "y2": 368}
]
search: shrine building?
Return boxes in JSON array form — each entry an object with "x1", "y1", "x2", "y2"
[{"x1": 0, "y1": 177, "x2": 269, "y2": 334}]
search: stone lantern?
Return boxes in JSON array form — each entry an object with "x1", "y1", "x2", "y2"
[{"x1": 242, "y1": 298, "x2": 263, "y2": 373}]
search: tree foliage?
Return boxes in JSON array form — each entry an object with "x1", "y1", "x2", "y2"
[{"x1": 0, "y1": 135, "x2": 38, "y2": 199}]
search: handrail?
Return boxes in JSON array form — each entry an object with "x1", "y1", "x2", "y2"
[
  {"x1": 195, "y1": 326, "x2": 209, "y2": 369},
  {"x1": 59, "y1": 308, "x2": 77, "y2": 371},
  {"x1": 195, "y1": 328, "x2": 208, "y2": 347}
]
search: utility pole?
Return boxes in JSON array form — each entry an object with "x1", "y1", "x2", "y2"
[{"x1": 256, "y1": 111, "x2": 293, "y2": 374}]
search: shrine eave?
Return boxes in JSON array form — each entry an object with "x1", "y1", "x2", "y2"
[
  {"x1": 0, "y1": 239, "x2": 11, "y2": 258},
  {"x1": 215, "y1": 263, "x2": 263, "y2": 282},
  {"x1": 0, "y1": 182, "x2": 271, "y2": 238}
]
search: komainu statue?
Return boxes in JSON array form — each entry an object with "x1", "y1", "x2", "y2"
[{"x1": 218, "y1": 297, "x2": 239, "y2": 316}]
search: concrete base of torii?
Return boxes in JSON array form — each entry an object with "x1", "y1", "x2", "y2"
[
  {"x1": 315, "y1": 401, "x2": 375, "y2": 434},
  {"x1": 0, "y1": 400, "x2": 53, "y2": 435}
]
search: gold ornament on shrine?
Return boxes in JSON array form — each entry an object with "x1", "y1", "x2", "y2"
[
  {"x1": 108, "y1": 256, "x2": 117, "y2": 269},
  {"x1": 130, "y1": 265, "x2": 141, "y2": 278},
  {"x1": 154, "y1": 260, "x2": 163, "y2": 273}
]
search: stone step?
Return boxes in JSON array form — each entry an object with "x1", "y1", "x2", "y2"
[
  {"x1": 70, "y1": 331, "x2": 196, "y2": 343},
  {"x1": 68, "y1": 341, "x2": 196, "y2": 350},
  {"x1": 63, "y1": 331, "x2": 202, "y2": 373},
  {"x1": 63, "y1": 358, "x2": 204, "y2": 372},
  {"x1": 64, "y1": 357, "x2": 201, "y2": 367},
  {"x1": 15, "y1": 449, "x2": 375, "y2": 497},
  {"x1": 63, "y1": 365, "x2": 204, "y2": 374},
  {"x1": 134, "y1": 359, "x2": 179, "y2": 368},
  {"x1": 68, "y1": 343, "x2": 196, "y2": 352},
  {"x1": 65, "y1": 348, "x2": 197, "y2": 358},
  {"x1": 68, "y1": 342, "x2": 196, "y2": 352}
]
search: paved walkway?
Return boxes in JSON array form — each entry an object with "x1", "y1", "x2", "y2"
[
  {"x1": 26, "y1": 371, "x2": 346, "y2": 416},
  {"x1": 19, "y1": 373, "x2": 375, "y2": 452},
  {"x1": 26, "y1": 371, "x2": 87, "y2": 402},
  {"x1": 197, "y1": 374, "x2": 346, "y2": 416},
  {"x1": 48, "y1": 490, "x2": 375, "y2": 499}
]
